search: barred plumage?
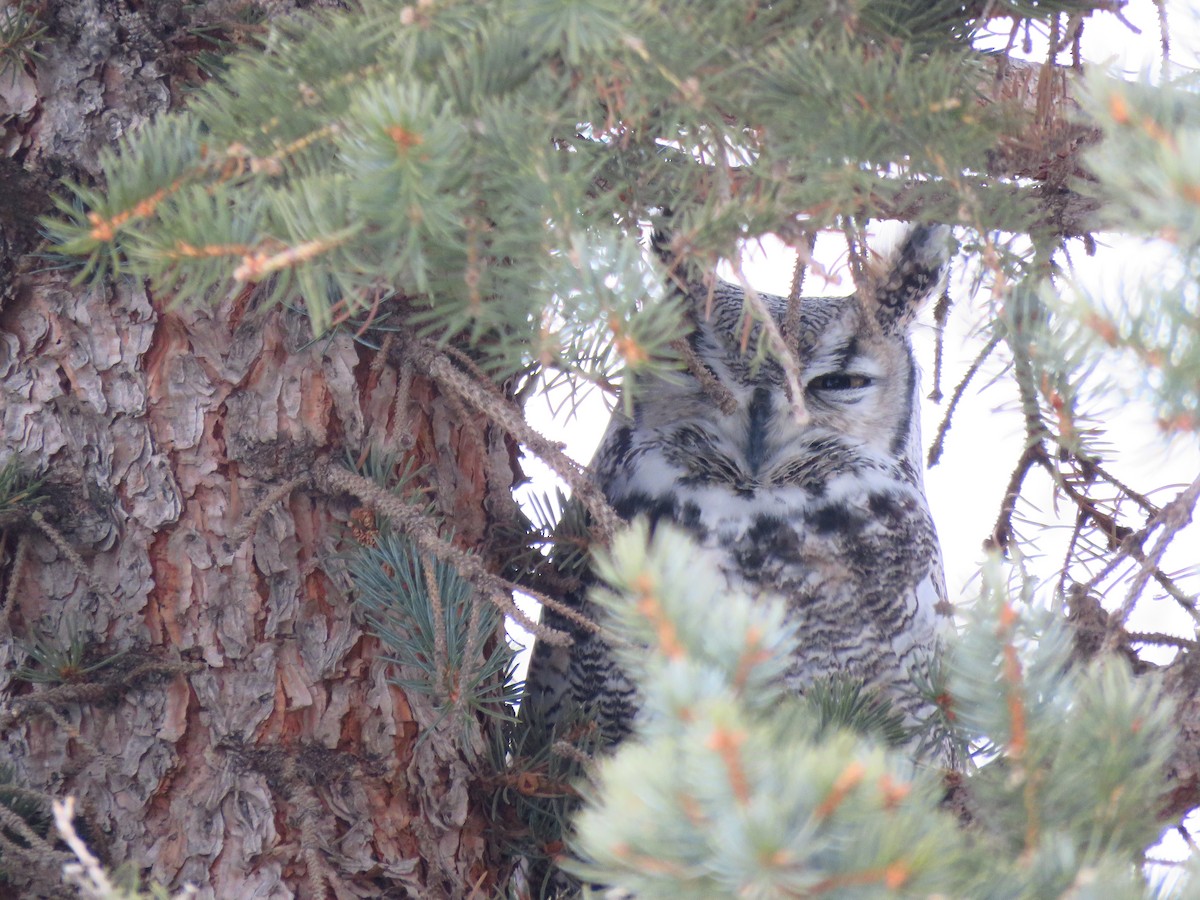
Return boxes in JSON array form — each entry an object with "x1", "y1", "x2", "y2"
[{"x1": 524, "y1": 225, "x2": 953, "y2": 754}]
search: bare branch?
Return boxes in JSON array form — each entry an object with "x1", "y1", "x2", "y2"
[
  {"x1": 404, "y1": 340, "x2": 623, "y2": 543},
  {"x1": 1118, "y1": 472, "x2": 1200, "y2": 624},
  {"x1": 316, "y1": 462, "x2": 609, "y2": 647},
  {"x1": 670, "y1": 337, "x2": 737, "y2": 416},
  {"x1": 728, "y1": 256, "x2": 809, "y2": 425},
  {"x1": 928, "y1": 334, "x2": 1002, "y2": 468}
]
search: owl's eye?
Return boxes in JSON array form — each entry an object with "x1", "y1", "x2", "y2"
[{"x1": 808, "y1": 373, "x2": 873, "y2": 392}]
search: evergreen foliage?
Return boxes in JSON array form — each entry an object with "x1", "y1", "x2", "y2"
[
  {"x1": 1065, "y1": 73, "x2": 1200, "y2": 433},
  {"x1": 348, "y1": 527, "x2": 522, "y2": 728},
  {"x1": 568, "y1": 525, "x2": 1182, "y2": 898},
  {"x1": 342, "y1": 450, "x2": 522, "y2": 730},
  {"x1": 0, "y1": 4, "x2": 46, "y2": 79},
  {"x1": 43, "y1": 0, "x2": 1034, "y2": 382}
]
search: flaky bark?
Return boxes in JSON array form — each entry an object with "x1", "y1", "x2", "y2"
[{"x1": 1, "y1": 2, "x2": 515, "y2": 897}]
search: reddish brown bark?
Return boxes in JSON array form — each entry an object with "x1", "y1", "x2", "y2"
[{"x1": 0, "y1": 3, "x2": 515, "y2": 897}]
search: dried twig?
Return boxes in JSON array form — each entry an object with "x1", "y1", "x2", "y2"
[
  {"x1": 1083, "y1": 459, "x2": 1158, "y2": 516},
  {"x1": 317, "y1": 463, "x2": 605, "y2": 646},
  {"x1": 29, "y1": 512, "x2": 103, "y2": 599},
  {"x1": 1116, "y1": 472, "x2": 1200, "y2": 625},
  {"x1": 927, "y1": 275, "x2": 954, "y2": 403},
  {"x1": 728, "y1": 257, "x2": 809, "y2": 424},
  {"x1": 784, "y1": 231, "x2": 819, "y2": 343},
  {"x1": 232, "y1": 473, "x2": 311, "y2": 548},
  {"x1": 1040, "y1": 461, "x2": 1198, "y2": 616},
  {"x1": 670, "y1": 337, "x2": 736, "y2": 415},
  {"x1": 987, "y1": 443, "x2": 1044, "y2": 552},
  {"x1": 405, "y1": 339, "x2": 622, "y2": 541},
  {"x1": 927, "y1": 333, "x2": 1001, "y2": 467},
  {"x1": 1057, "y1": 509, "x2": 1088, "y2": 598},
  {"x1": 1128, "y1": 631, "x2": 1198, "y2": 651},
  {"x1": 1155, "y1": 0, "x2": 1170, "y2": 77},
  {"x1": 1, "y1": 530, "x2": 29, "y2": 633}
]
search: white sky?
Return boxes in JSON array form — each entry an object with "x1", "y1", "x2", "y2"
[{"x1": 511, "y1": 0, "x2": 1200, "y2": 879}]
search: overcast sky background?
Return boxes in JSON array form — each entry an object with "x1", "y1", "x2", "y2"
[{"x1": 511, "y1": 0, "x2": 1200, "y2": 876}]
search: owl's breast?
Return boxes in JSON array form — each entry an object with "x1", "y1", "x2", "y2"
[{"x1": 611, "y1": 439, "x2": 930, "y2": 575}]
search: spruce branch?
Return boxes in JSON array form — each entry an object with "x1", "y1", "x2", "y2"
[
  {"x1": 317, "y1": 462, "x2": 598, "y2": 646},
  {"x1": 0, "y1": 5, "x2": 47, "y2": 77},
  {"x1": 404, "y1": 339, "x2": 622, "y2": 542},
  {"x1": 0, "y1": 798, "x2": 59, "y2": 862},
  {"x1": 0, "y1": 659, "x2": 201, "y2": 733}
]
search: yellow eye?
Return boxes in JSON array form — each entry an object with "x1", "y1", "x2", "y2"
[{"x1": 809, "y1": 373, "x2": 872, "y2": 392}]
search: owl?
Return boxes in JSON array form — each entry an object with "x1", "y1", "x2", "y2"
[{"x1": 523, "y1": 224, "x2": 953, "y2": 759}]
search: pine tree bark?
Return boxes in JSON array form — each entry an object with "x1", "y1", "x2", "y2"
[{"x1": 1, "y1": 3, "x2": 513, "y2": 896}]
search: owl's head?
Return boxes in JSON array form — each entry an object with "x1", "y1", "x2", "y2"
[{"x1": 679, "y1": 225, "x2": 951, "y2": 469}]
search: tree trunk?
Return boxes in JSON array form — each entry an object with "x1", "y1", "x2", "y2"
[{"x1": 1, "y1": 3, "x2": 514, "y2": 896}]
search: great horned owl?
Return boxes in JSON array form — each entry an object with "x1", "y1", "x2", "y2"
[{"x1": 523, "y1": 224, "x2": 952, "y2": 756}]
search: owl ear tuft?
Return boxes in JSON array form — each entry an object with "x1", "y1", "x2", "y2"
[{"x1": 867, "y1": 224, "x2": 952, "y2": 332}]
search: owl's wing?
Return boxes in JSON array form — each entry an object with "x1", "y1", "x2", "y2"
[{"x1": 523, "y1": 588, "x2": 639, "y2": 746}]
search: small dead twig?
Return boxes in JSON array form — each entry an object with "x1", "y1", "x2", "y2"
[
  {"x1": 1, "y1": 531, "x2": 30, "y2": 632},
  {"x1": 1082, "y1": 458, "x2": 1158, "y2": 517},
  {"x1": 369, "y1": 332, "x2": 396, "y2": 377},
  {"x1": 1155, "y1": 0, "x2": 1170, "y2": 78},
  {"x1": 670, "y1": 338, "x2": 737, "y2": 415},
  {"x1": 232, "y1": 473, "x2": 312, "y2": 548},
  {"x1": 784, "y1": 231, "x2": 819, "y2": 343},
  {"x1": 840, "y1": 220, "x2": 867, "y2": 292},
  {"x1": 1128, "y1": 631, "x2": 1198, "y2": 651},
  {"x1": 927, "y1": 334, "x2": 1000, "y2": 466},
  {"x1": 405, "y1": 340, "x2": 623, "y2": 541},
  {"x1": 927, "y1": 275, "x2": 954, "y2": 403},
  {"x1": 29, "y1": 512, "x2": 103, "y2": 600},
  {"x1": 1115, "y1": 472, "x2": 1200, "y2": 626},
  {"x1": 1040, "y1": 461, "x2": 1199, "y2": 618},
  {"x1": 1057, "y1": 509, "x2": 1088, "y2": 599},
  {"x1": 317, "y1": 463, "x2": 605, "y2": 647},
  {"x1": 728, "y1": 256, "x2": 809, "y2": 424},
  {"x1": 987, "y1": 443, "x2": 1044, "y2": 552}
]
